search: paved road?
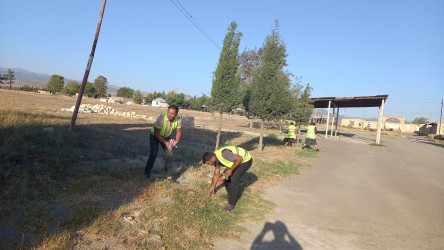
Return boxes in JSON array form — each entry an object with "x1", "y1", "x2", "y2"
[{"x1": 214, "y1": 135, "x2": 444, "y2": 249}]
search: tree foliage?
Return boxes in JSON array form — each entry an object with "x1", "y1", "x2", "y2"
[
  {"x1": 146, "y1": 91, "x2": 165, "y2": 103},
  {"x1": 0, "y1": 73, "x2": 7, "y2": 85},
  {"x1": 93, "y1": 75, "x2": 108, "y2": 98},
  {"x1": 165, "y1": 90, "x2": 185, "y2": 107},
  {"x1": 116, "y1": 87, "x2": 134, "y2": 98},
  {"x1": 412, "y1": 117, "x2": 429, "y2": 124},
  {"x1": 211, "y1": 21, "x2": 242, "y2": 113},
  {"x1": 133, "y1": 90, "x2": 143, "y2": 104},
  {"x1": 84, "y1": 81, "x2": 95, "y2": 97},
  {"x1": 249, "y1": 20, "x2": 293, "y2": 150},
  {"x1": 63, "y1": 80, "x2": 80, "y2": 96},
  {"x1": 239, "y1": 48, "x2": 262, "y2": 115},
  {"x1": 46, "y1": 74, "x2": 64, "y2": 94},
  {"x1": 211, "y1": 21, "x2": 242, "y2": 149},
  {"x1": 289, "y1": 82, "x2": 313, "y2": 125},
  {"x1": 4, "y1": 69, "x2": 16, "y2": 90},
  {"x1": 188, "y1": 94, "x2": 211, "y2": 111}
]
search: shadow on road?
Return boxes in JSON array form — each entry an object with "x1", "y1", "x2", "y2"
[{"x1": 251, "y1": 220, "x2": 302, "y2": 250}]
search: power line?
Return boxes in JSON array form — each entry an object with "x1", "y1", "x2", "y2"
[{"x1": 169, "y1": 0, "x2": 221, "y2": 50}]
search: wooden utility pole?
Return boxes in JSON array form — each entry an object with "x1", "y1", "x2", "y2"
[{"x1": 69, "y1": 0, "x2": 107, "y2": 132}]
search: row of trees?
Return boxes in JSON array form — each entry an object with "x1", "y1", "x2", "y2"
[
  {"x1": 115, "y1": 87, "x2": 211, "y2": 108},
  {"x1": 210, "y1": 20, "x2": 314, "y2": 150},
  {"x1": 47, "y1": 75, "x2": 108, "y2": 98}
]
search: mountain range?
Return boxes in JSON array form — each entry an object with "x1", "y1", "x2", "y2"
[{"x1": 1, "y1": 67, "x2": 127, "y2": 95}]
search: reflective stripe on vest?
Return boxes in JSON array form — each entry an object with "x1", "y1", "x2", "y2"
[
  {"x1": 214, "y1": 146, "x2": 252, "y2": 169},
  {"x1": 306, "y1": 125, "x2": 316, "y2": 139},
  {"x1": 150, "y1": 113, "x2": 178, "y2": 137},
  {"x1": 285, "y1": 125, "x2": 296, "y2": 139}
]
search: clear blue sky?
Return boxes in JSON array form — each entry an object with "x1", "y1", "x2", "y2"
[{"x1": 1, "y1": 0, "x2": 443, "y2": 122}]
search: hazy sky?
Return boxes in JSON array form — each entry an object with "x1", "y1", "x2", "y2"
[{"x1": 1, "y1": 0, "x2": 443, "y2": 122}]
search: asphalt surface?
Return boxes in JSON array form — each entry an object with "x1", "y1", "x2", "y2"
[{"x1": 214, "y1": 134, "x2": 444, "y2": 250}]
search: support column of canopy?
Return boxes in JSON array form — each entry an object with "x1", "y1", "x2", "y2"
[
  {"x1": 376, "y1": 99, "x2": 385, "y2": 144},
  {"x1": 335, "y1": 107, "x2": 339, "y2": 137},
  {"x1": 330, "y1": 107, "x2": 335, "y2": 137},
  {"x1": 325, "y1": 100, "x2": 331, "y2": 138}
]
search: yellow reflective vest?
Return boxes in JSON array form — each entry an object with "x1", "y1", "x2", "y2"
[
  {"x1": 150, "y1": 113, "x2": 178, "y2": 137},
  {"x1": 306, "y1": 125, "x2": 316, "y2": 139},
  {"x1": 214, "y1": 146, "x2": 252, "y2": 169},
  {"x1": 285, "y1": 125, "x2": 296, "y2": 139}
]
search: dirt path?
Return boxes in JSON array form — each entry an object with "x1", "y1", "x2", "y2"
[{"x1": 214, "y1": 134, "x2": 444, "y2": 249}]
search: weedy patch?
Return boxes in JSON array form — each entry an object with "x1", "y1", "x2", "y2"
[{"x1": 1, "y1": 105, "x2": 315, "y2": 249}]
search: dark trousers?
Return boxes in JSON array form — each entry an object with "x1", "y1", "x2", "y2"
[
  {"x1": 224, "y1": 159, "x2": 252, "y2": 206},
  {"x1": 144, "y1": 134, "x2": 173, "y2": 177}
]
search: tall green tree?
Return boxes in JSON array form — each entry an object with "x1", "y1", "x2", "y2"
[
  {"x1": 133, "y1": 90, "x2": 143, "y2": 104},
  {"x1": 211, "y1": 21, "x2": 242, "y2": 149},
  {"x1": 249, "y1": 20, "x2": 292, "y2": 151},
  {"x1": 290, "y1": 83, "x2": 314, "y2": 140},
  {"x1": 116, "y1": 87, "x2": 134, "y2": 98},
  {"x1": 165, "y1": 90, "x2": 185, "y2": 107},
  {"x1": 239, "y1": 48, "x2": 262, "y2": 127},
  {"x1": 0, "y1": 73, "x2": 7, "y2": 85},
  {"x1": 4, "y1": 69, "x2": 16, "y2": 90},
  {"x1": 84, "y1": 81, "x2": 95, "y2": 97},
  {"x1": 189, "y1": 94, "x2": 211, "y2": 111},
  {"x1": 93, "y1": 75, "x2": 108, "y2": 98},
  {"x1": 64, "y1": 80, "x2": 80, "y2": 96},
  {"x1": 46, "y1": 74, "x2": 64, "y2": 94}
]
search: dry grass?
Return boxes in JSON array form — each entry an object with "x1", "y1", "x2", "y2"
[{"x1": 0, "y1": 89, "x2": 317, "y2": 249}]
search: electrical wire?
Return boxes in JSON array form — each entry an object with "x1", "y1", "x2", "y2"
[{"x1": 169, "y1": 0, "x2": 222, "y2": 50}]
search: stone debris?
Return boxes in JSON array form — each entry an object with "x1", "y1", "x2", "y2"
[{"x1": 61, "y1": 104, "x2": 154, "y2": 119}]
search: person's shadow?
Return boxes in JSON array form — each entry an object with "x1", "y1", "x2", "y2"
[{"x1": 251, "y1": 221, "x2": 302, "y2": 250}]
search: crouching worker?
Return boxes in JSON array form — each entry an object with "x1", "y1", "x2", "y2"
[{"x1": 202, "y1": 146, "x2": 252, "y2": 212}]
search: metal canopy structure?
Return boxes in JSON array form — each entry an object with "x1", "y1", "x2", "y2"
[
  {"x1": 311, "y1": 95, "x2": 389, "y2": 108},
  {"x1": 310, "y1": 95, "x2": 389, "y2": 144}
]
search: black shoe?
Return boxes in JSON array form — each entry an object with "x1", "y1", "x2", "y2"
[
  {"x1": 316, "y1": 149, "x2": 320, "y2": 151},
  {"x1": 223, "y1": 204, "x2": 235, "y2": 212}
]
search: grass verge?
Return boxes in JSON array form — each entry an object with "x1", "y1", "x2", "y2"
[{"x1": 0, "y1": 108, "x2": 315, "y2": 249}]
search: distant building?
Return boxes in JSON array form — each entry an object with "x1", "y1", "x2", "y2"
[
  {"x1": 109, "y1": 97, "x2": 134, "y2": 105},
  {"x1": 340, "y1": 116, "x2": 423, "y2": 134},
  {"x1": 152, "y1": 97, "x2": 168, "y2": 107}
]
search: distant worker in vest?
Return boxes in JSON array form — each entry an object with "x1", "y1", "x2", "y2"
[
  {"x1": 284, "y1": 122, "x2": 297, "y2": 146},
  {"x1": 202, "y1": 146, "x2": 253, "y2": 212},
  {"x1": 145, "y1": 105, "x2": 182, "y2": 181},
  {"x1": 302, "y1": 121, "x2": 319, "y2": 151}
]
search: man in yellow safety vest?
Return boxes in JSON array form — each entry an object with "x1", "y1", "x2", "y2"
[
  {"x1": 145, "y1": 105, "x2": 182, "y2": 181},
  {"x1": 202, "y1": 146, "x2": 253, "y2": 212},
  {"x1": 284, "y1": 122, "x2": 297, "y2": 146}
]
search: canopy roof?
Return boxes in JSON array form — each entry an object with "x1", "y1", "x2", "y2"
[{"x1": 310, "y1": 95, "x2": 388, "y2": 108}]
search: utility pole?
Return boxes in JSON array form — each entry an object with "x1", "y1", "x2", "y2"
[
  {"x1": 439, "y1": 99, "x2": 443, "y2": 137},
  {"x1": 69, "y1": 0, "x2": 107, "y2": 132}
]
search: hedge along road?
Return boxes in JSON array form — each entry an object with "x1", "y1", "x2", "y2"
[{"x1": 214, "y1": 134, "x2": 444, "y2": 250}]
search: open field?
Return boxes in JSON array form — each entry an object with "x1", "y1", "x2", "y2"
[{"x1": 0, "y1": 89, "x2": 318, "y2": 249}]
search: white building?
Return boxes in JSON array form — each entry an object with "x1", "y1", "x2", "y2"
[{"x1": 152, "y1": 97, "x2": 168, "y2": 107}]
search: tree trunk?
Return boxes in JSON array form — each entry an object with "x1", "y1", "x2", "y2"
[
  {"x1": 250, "y1": 119, "x2": 253, "y2": 129},
  {"x1": 259, "y1": 119, "x2": 264, "y2": 151},
  {"x1": 215, "y1": 112, "x2": 223, "y2": 150},
  {"x1": 297, "y1": 124, "x2": 301, "y2": 144}
]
